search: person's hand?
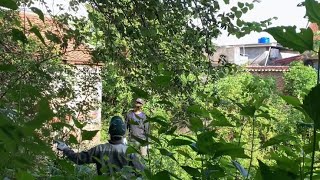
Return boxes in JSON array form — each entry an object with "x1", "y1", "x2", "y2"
[
  {"x1": 123, "y1": 137, "x2": 128, "y2": 145},
  {"x1": 55, "y1": 140, "x2": 69, "y2": 151}
]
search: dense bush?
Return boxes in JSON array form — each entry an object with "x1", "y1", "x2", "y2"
[
  {"x1": 1, "y1": 0, "x2": 320, "y2": 179},
  {"x1": 284, "y1": 61, "x2": 317, "y2": 99}
]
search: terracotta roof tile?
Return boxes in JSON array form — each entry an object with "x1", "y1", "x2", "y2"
[
  {"x1": 246, "y1": 66, "x2": 289, "y2": 72},
  {"x1": 19, "y1": 11, "x2": 101, "y2": 66},
  {"x1": 271, "y1": 55, "x2": 303, "y2": 65}
]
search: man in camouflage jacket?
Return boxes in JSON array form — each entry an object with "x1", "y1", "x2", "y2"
[{"x1": 56, "y1": 116, "x2": 144, "y2": 176}]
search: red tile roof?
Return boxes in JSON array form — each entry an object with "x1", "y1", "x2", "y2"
[
  {"x1": 246, "y1": 66, "x2": 289, "y2": 72},
  {"x1": 271, "y1": 55, "x2": 303, "y2": 65},
  {"x1": 19, "y1": 11, "x2": 102, "y2": 66}
]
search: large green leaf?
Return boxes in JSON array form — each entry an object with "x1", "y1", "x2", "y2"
[
  {"x1": 130, "y1": 86, "x2": 149, "y2": 99},
  {"x1": 305, "y1": 0, "x2": 320, "y2": 26},
  {"x1": 164, "y1": 125, "x2": 177, "y2": 135},
  {"x1": 257, "y1": 160, "x2": 297, "y2": 180},
  {"x1": 269, "y1": 154, "x2": 299, "y2": 174},
  {"x1": 181, "y1": 166, "x2": 201, "y2": 177},
  {"x1": 27, "y1": 99, "x2": 54, "y2": 129},
  {"x1": 197, "y1": 131, "x2": 217, "y2": 154},
  {"x1": 214, "y1": 143, "x2": 249, "y2": 159},
  {"x1": 189, "y1": 117, "x2": 203, "y2": 132},
  {"x1": 16, "y1": 171, "x2": 34, "y2": 180},
  {"x1": 265, "y1": 26, "x2": 313, "y2": 53},
  {"x1": 302, "y1": 84, "x2": 320, "y2": 129},
  {"x1": 159, "y1": 148, "x2": 177, "y2": 162},
  {"x1": 153, "y1": 170, "x2": 171, "y2": 180},
  {"x1": 175, "y1": 149, "x2": 193, "y2": 159},
  {"x1": 30, "y1": 26, "x2": 46, "y2": 45},
  {"x1": 82, "y1": 130, "x2": 99, "y2": 141},
  {"x1": 209, "y1": 118, "x2": 234, "y2": 127},
  {"x1": 187, "y1": 105, "x2": 209, "y2": 117},
  {"x1": 131, "y1": 135, "x2": 149, "y2": 146},
  {"x1": 148, "y1": 116, "x2": 169, "y2": 127},
  {"x1": 0, "y1": 0, "x2": 18, "y2": 10},
  {"x1": 210, "y1": 108, "x2": 229, "y2": 122},
  {"x1": 156, "y1": 100, "x2": 174, "y2": 106},
  {"x1": 168, "y1": 138, "x2": 194, "y2": 146},
  {"x1": 0, "y1": 64, "x2": 16, "y2": 71},
  {"x1": 51, "y1": 122, "x2": 74, "y2": 131},
  {"x1": 234, "y1": 102, "x2": 256, "y2": 117},
  {"x1": 262, "y1": 134, "x2": 297, "y2": 148},
  {"x1": 45, "y1": 31, "x2": 62, "y2": 44},
  {"x1": 12, "y1": 28, "x2": 28, "y2": 44},
  {"x1": 73, "y1": 119, "x2": 85, "y2": 129},
  {"x1": 153, "y1": 75, "x2": 171, "y2": 87},
  {"x1": 281, "y1": 95, "x2": 301, "y2": 107},
  {"x1": 147, "y1": 134, "x2": 161, "y2": 145},
  {"x1": 257, "y1": 160, "x2": 274, "y2": 180},
  {"x1": 30, "y1": 7, "x2": 45, "y2": 22}
]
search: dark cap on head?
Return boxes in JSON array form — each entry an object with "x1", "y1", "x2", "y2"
[{"x1": 108, "y1": 116, "x2": 126, "y2": 137}]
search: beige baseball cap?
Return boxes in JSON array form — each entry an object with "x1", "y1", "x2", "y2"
[{"x1": 135, "y1": 98, "x2": 145, "y2": 106}]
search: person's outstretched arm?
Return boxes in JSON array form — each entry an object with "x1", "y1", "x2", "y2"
[{"x1": 63, "y1": 145, "x2": 100, "y2": 165}]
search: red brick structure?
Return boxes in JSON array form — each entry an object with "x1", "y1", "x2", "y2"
[
  {"x1": 247, "y1": 66, "x2": 289, "y2": 91},
  {"x1": 19, "y1": 11, "x2": 103, "y2": 147}
]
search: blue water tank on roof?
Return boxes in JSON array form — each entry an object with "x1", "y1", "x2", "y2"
[{"x1": 258, "y1": 37, "x2": 270, "y2": 44}]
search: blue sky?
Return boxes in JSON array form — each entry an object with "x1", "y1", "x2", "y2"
[{"x1": 34, "y1": 0, "x2": 308, "y2": 46}]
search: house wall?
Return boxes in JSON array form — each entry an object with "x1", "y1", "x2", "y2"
[
  {"x1": 212, "y1": 46, "x2": 248, "y2": 65},
  {"x1": 250, "y1": 71, "x2": 285, "y2": 91},
  {"x1": 70, "y1": 65, "x2": 102, "y2": 147},
  {"x1": 240, "y1": 47, "x2": 268, "y2": 64},
  {"x1": 50, "y1": 65, "x2": 103, "y2": 147}
]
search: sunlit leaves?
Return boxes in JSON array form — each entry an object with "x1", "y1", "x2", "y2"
[
  {"x1": 262, "y1": 134, "x2": 297, "y2": 148},
  {"x1": 265, "y1": 26, "x2": 314, "y2": 53}
]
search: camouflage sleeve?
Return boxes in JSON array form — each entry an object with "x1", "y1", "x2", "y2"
[
  {"x1": 128, "y1": 153, "x2": 145, "y2": 171},
  {"x1": 125, "y1": 112, "x2": 131, "y2": 130},
  {"x1": 63, "y1": 145, "x2": 100, "y2": 165}
]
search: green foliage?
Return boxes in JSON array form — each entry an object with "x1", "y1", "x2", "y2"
[
  {"x1": 0, "y1": 0, "x2": 18, "y2": 10},
  {"x1": 2, "y1": 0, "x2": 320, "y2": 179},
  {"x1": 305, "y1": 0, "x2": 320, "y2": 26},
  {"x1": 284, "y1": 61, "x2": 317, "y2": 99}
]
